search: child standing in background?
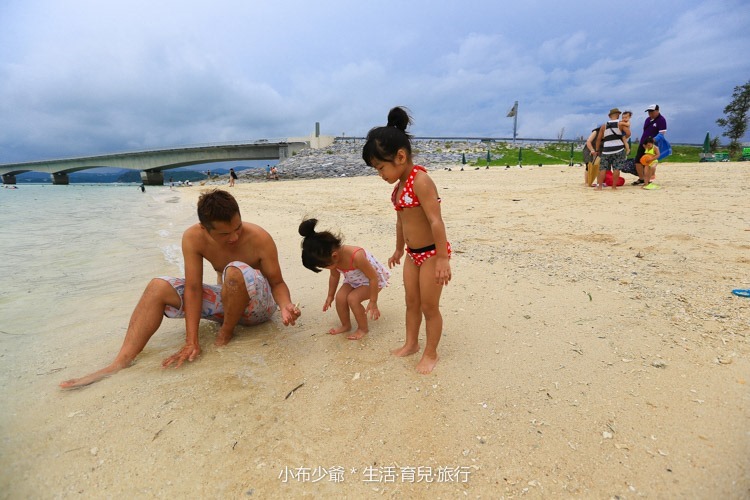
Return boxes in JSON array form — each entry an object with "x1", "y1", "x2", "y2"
[
  {"x1": 362, "y1": 106, "x2": 452, "y2": 374},
  {"x1": 299, "y1": 218, "x2": 390, "y2": 340}
]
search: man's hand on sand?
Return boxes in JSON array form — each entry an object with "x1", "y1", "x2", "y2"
[{"x1": 162, "y1": 343, "x2": 201, "y2": 368}]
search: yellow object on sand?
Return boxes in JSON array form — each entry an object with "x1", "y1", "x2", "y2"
[
  {"x1": 586, "y1": 157, "x2": 600, "y2": 186},
  {"x1": 640, "y1": 153, "x2": 657, "y2": 166}
]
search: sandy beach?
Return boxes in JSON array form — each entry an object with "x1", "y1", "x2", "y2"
[{"x1": 2, "y1": 162, "x2": 749, "y2": 498}]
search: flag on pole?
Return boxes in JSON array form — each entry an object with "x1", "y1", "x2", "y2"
[{"x1": 506, "y1": 101, "x2": 518, "y2": 118}]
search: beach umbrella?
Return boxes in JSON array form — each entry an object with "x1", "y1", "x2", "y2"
[
  {"x1": 461, "y1": 153, "x2": 466, "y2": 164},
  {"x1": 703, "y1": 132, "x2": 711, "y2": 153},
  {"x1": 486, "y1": 150, "x2": 491, "y2": 165},
  {"x1": 518, "y1": 147, "x2": 523, "y2": 166}
]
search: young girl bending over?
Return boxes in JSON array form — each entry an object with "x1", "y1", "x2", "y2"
[
  {"x1": 299, "y1": 218, "x2": 390, "y2": 340},
  {"x1": 362, "y1": 107, "x2": 452, "y2": 374}
]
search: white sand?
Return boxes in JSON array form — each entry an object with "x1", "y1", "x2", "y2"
[{"x1": 2, "y1": 163, "x2": 749, "y2": 497}]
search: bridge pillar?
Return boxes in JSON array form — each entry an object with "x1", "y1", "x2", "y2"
[
  {"x1": 52, "y1": 172, "x2": 70, "y2": 185},
  {"x1": 1, "y1": 174, "x2": 16, "y2": 185},
  {"x1": 140, "y1": 170, "x2": 164, "y2": 186}
]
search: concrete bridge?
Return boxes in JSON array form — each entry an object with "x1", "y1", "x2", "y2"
[{"x1": 0, "y1": 140, "x2": 311, "y2": 185}]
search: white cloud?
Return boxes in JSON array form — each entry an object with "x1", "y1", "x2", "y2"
[{"x1": 1, "y1": 0, "x2": 749, "y2": 162}]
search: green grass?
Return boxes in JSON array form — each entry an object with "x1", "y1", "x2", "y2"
[{"x1": 470, "y1": 142, "x2": 725, "y2": 166}]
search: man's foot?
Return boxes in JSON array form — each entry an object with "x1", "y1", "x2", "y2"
[
  {"x1": 215, "y1": 328, "x2": 234, "y2": 346},
  {"x1": 391, "y1": 344, "x2": 420, "y2": 357},
  {"x1": 416, "y1": 353, "x2": 439, "y2": 374},
  {"x1": 632, "y1": 179, "x2": 645, "y2": 185},
  {"x1": 59, "y1": 364, "x2": 125, "y2": 389},
  {"x1": 328, "y1": 325, "x2": 352, "y2": 335},
  {"x1": 347, "y1": 329, "x2": 368, "y2": 340}
]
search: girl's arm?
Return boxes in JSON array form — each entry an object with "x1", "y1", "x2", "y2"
[
  {"x1": 414, "y1": 174, "x2": 451, "y2": 286},
  {"x1": 653, "y1": 145, "x2": 660, "y2": 157},
  {"x1": 388, "y1": 213, "x2": 405, "y2": 268},
  {"x1": 324, "y1": 269, "x2": 341, "y2": 311}
]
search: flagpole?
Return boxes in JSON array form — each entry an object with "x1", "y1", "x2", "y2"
[{"x1": 506, "y1": 101, "x2": 518, "y2": 146}]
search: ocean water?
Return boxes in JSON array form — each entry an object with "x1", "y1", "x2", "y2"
[{"x1": 0, "y1": 184, "x2": 195, "y2": 385}]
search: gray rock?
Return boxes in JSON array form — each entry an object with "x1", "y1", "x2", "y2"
[{"x1": 228, "y1": 139, "x2": 495, "y2": 183}]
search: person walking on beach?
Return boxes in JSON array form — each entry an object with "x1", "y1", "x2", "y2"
[
  {"x1": 595, "y1": 108, "x2": 628, "y2": 190},
  {"x1": 298, "y1": 218, "x2": 390, "y2": 340},
  {"x1": 633, "y1": 104, "x2": 667, "y2": 185},
  {"x1": 362, "y1": 106, "x2": 452, "y2": 374},
  {"x1": 60, "y1": 189, "x2": 301, "y2": 389},
  {"x1": 228, "y1": 168, "x2": 238, "y2": 187}
]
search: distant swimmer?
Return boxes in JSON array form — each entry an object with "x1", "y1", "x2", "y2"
[{"x1": 60, "y1": 190, "x2": 302, "y2": 389}]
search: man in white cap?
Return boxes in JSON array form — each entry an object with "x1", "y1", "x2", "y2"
[{"x1": 633, "y1": 104, "x2": 667, "y2": 185}]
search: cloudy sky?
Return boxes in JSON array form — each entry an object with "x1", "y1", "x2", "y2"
[{"x1": 1, "y1": 0, "x2": 749, "y2": 163}]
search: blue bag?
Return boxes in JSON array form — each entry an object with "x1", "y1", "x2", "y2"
[{"x1": 654, "y1": 133, "x2": 671, "y2": 160}]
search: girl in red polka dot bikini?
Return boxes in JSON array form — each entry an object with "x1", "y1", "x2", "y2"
[{"x1": 362, "y1": 106, "x2": 452, "y2": 374}]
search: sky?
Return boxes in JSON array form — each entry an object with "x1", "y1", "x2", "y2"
[{"x1": 1, "y1": 0, "x2": 749, "y2": 163}]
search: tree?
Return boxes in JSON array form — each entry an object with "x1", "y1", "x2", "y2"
[{"x1": 716, "y1": 80, "x2": 750, "y2": 158}]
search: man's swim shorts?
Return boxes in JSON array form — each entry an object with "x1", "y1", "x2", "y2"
[{"x1": 159, "y1": 261, "x2": 276, "y2": 326}]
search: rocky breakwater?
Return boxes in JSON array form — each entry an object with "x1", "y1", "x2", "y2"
[{"x1": 231, "y1": 139, "x2": 496, "y2": 183}]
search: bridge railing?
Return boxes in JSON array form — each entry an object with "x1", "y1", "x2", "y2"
[{"x1": 0, "y1": 138, "x2": 299, "y2": 167}]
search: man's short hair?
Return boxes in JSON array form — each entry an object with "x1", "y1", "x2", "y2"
[{"x1": 197, "y1": 189, "x2": 240, "y2": 230}]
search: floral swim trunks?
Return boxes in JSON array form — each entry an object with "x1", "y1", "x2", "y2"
[
  {"x1": 406, "y1": 242, "x2": 452, "y2": 267},
  {"x1": 159, "y1": 261, "x2": 276, "y2": 326},
  {"x1": 599, "y1": 150, "x2": 626, "y2": 171}
]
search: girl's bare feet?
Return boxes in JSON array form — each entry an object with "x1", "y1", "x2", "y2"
[
  {"x1": 416, "y1": 353, "x2": 439, "y2": 374},
  {"x1": 391, "y1": 344, "x2": 420, "y2": 357},
  {"x1": 328, "y1": 325, "x2": 351, "y2": 335},
  {"x1": 347, "y1": 329, "x2": 368, "y2": 340}
]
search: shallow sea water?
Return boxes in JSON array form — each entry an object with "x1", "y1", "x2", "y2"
[{"x1": 0, "y1": 184, "x2": 195, "y2": 387}]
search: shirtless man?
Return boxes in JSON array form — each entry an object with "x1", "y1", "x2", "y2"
[{"x1": 60, "y1": 189, "x2": 301, "y2": 388}]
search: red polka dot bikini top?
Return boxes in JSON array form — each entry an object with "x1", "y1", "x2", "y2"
[{"x1": 391, "y1": 165, "x2": 440, "y2": 211}]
